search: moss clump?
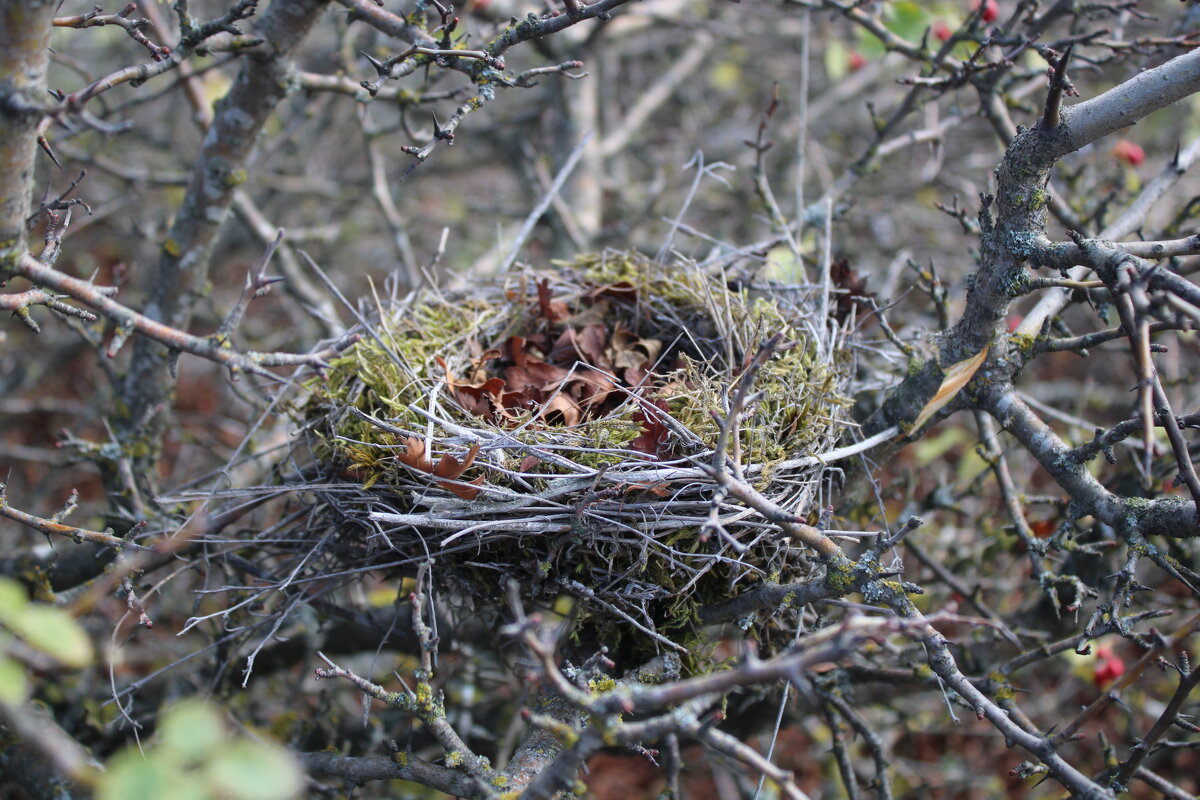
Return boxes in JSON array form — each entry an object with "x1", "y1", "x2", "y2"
[{"x1": 301, "y1": 252, "x2": 852, "y2": 668}]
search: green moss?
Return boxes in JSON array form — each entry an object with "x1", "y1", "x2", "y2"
[
  {"x1": 1008, "y1": 332, "x2": 1038, "y2": 359},
  {"x1": 824, "y1": 562, "x2": 856, "y2": 595},
  {"x1": 588, "y1": 676, "x2": 617, "y2": 694},
  {"x1": 988, "y1": 671, "x2": 1016, "y2": 701}
]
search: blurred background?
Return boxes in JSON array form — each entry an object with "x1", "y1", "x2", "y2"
[{"x1": 3, "y1": 1, "x2": 1200, "y2": 797}]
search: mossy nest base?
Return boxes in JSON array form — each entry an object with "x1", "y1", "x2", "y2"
[{"x1": 303, "y1": 253, "x2": 851, "y2": 661}]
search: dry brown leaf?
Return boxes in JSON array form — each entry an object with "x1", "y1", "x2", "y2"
[
  {"x1": 396, "y1": 436, "x2": 433, "y2": 473},
  {"x1": 500, "y1": 390, "x2": 536, "y2": 417},
  {"x1": 437, "y1": 356, "x2": 504, "y2": 419},
  {"x1": 504, "y1": 360, "x2": 571, "y2": 395},
  {"x1": 608, "y1": 321, "x2": 662, "y2": 371},
  {"x1": 432, "y1": 443, "x2": 479, "y2": 480},
  {"x1": 432, "y1": 444, "x2": 483, "y2": 500},
  {"x1": 629, "y1": 398, "x2": 672, "y2": 456},
  {"x1": 623, "y1": 480, "x2": 671, "y2": 498},
  {"x1": 535, "y1": 279, "x2": 569, "y2": 322},
  {"x1": 525, "y1": 394, "x2": 581, "y2": 427},
  {"x1": 570, "y1": 367, "x2": 617, "y2": 407},
  {"x1": 911, "y1": 346, "x2": 989, "y2": 431},
  {"x1": 830, "y1": 257, "x2": 876, "y2": 324},
  {"x1": 586, "y1": 281, "x2": 638, "y2": 304},
  {"x1": 508, "y1": 336, "x2": 528, "y2": 368},
  {"x1": 548, "y1": 324, "x2": 610, "y2": 369},
  {"x1": 443, "y1": 475, "x2": 484, "y2": 500},
  {"x1": 468, "y1": 346, "x2": 502, "y2": 383}
]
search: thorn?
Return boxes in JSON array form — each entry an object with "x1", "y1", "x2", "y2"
[
  {"x1": 38, "y1": 136, "x2": 63, "y2": 170},
  {"x1": 1042, "y1": 44, "x2": 1074, "y2": 133},
  {"x1": 360, "y1": 50, "x2": 389, "y2": 78}
]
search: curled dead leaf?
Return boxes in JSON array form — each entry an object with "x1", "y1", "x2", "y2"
[
  {"x1": 911, "y1": 346, "x2": 989, "y2": 431},
  {"x1": 535, "y1": 394, "x2": 582, "y2": 427},
  {"x1": 396, "y1": 436, "x2": 433, "y2": 473},
  {"x1": 629, "y1": 398, "x2": 671, "y2": 457},
  {"x1": 433, "y1": 443, "x2": 484, "y2": 499},
  {"x1": 535, "y1": 279, "x2": 569, "y2": 322},
  {"x1": 608, "y1": 321, "x2": 662, "y2": 371},
  {"x1": 396, "y1": 438, "x2": 483, "y2": 500}
]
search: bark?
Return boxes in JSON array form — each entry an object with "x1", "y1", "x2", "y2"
[{"x1": 0, "y1": 0, "x2": 56, "y2": 278}]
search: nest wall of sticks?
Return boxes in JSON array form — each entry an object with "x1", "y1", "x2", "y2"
[{"x1": 300, "y1": 252, "x2": 852, "y2": 665}]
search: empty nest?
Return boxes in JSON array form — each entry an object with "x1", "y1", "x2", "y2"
[{"x1": 300, "y1": 252, "x2": 852, "y2": 662}]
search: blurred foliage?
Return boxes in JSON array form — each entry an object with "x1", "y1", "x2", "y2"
[{"x1": 98, "y1": 700, "x2": 302, "y2": 800}]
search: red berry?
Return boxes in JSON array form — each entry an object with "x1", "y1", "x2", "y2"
[
  {"x1": 1112, "y1": 139, "x2": 1145, "y2": 167},
  {"x1": 933, "y1": 20, "x2": 953, "y2": 41},
  {"x1": 1092, "y1": 645, "x2": 1126, "y2": 688},
  {"x1": 848, "y1": 51, "x2": 867, "y2": 72},
  {"x1": 972, "y1": 0, "x2": 999, "y2": 23},
  {"x1": 1093, "y1": 659, "x2": 1124, "y2": 688}
]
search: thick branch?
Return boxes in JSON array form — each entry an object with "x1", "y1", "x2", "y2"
[
  {"x1": 1054, "y1": 48, "x2": 1200, "y2": 159},
  {"x1": 299, "y1": 751, "x2": 479, "y2": 796},
  {"x1": 867, "y1": 50, "x2": 1200, "y2": 436},
  {"x1": 0, "y1": 0, "x2": 57, "y2": 276},
  {"x1": 984, "y1": 384, "x2": 1196, "y2": 537}
]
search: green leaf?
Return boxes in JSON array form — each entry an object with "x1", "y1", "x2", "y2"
[
  {"x1": 98, "y1": 752, "x2": 178, "y2": 800},
  {"x1": 824, "y1": 38, "x2": 850, "y2": 80},
  {"x1": 763, "y1": 246, "x2": 804, "y2": 283},
  {"x1": 5, "y1": 606, "x2": 94, "y2": 668},
  {"x1": 887, "y1": 1, "x2": 929, "y2": 42},
  {"x1": 160, "y1": 700, "x2": 225, "y2": 764},
  {"x1": 0, "y1": 579, "x2": 29, "y2": 621},
  {"x1": 0, "y1": 655, "x2": 29, "y2": 704},
  {"x1": 851, "y1": 22, "x2": 884, "y2": 57},
  {"x1": 207, "y1": 741, "x2": 303, "y2": 800}
]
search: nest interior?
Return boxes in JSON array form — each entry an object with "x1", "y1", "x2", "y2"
[{"x1": 302, "y1": 252, "x2": 851, "y2": 665}]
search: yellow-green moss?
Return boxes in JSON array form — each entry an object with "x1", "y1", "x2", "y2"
[{"x1": 587, "y1": 676, "x2": 617, "y2": 694}]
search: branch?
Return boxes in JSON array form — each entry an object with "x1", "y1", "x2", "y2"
[
  {"x1": 332, "y1": 0, "x2": 438, "y2": 48},
  {"x1": 118, "y1": 0, "x2": 329, "y2": 474},
  {"x1": 484, "y1": 0, "x2": 633, "y2": 59},
  {"x1": 1056, "y1": 48, "x2": 1200, "y2": 158},
  {"x1": 984, "y1": 383, "x2": 1197, "y2": 538},
  {"x1": 0, "y1": 1, "x2": 57, "y2": 278},
  {"x1": 12, "y1": 253, "x2": 352, "y2": 374},
  {"x1": 867, "y1": 50, "x2": 1200, "y2": 436},
  {"x1": 1110, "y1": 656, "x2": 1200, "y2": 790},
  {"x1": 53, "y1": 4, "x2": 171, "y2": 61},
  {"x1": 0, "y1": 483, "x2": 153, "y2": 553},
  {"x1": 298, "y1": 751, "x2": 480, "y2": 796}
]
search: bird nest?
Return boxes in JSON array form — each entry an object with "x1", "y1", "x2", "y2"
[{"x1": 301, "y1": 252, "x2": 852, "y2": 664}]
